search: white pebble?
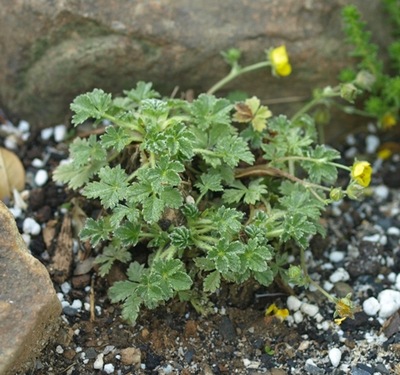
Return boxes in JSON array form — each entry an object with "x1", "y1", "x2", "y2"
[
  {"x1": 374, "y1": 185, "x2": 389, "y2": 201},
  {"x1": 328, "y1": 348, "x2": 342, "y2": 367},
  {"x1": 93, "y1": 353, "x2": 104, "y2": 370},
  {"x1": 56, "y1": 293, "x2": 64, "y2": 302},
  {"x1": 71, "y1": 299, "x2": 83, "y2": 310},
  {"x1": 377, "y1": 289, "x2": 400, "y2": 318},
  {"x1": 35, "y1": 169, "x2": 48, "y2": 186},
  {"x1": 31, "y1": 158, "x2": 45, "y2": 168},
  {"x1": 301, "y1": 302, "x2": 319, "y2": 317},
  {"x1": 387, "y1": 227, "x2": 400, "y2": 236},
  {"x1": 54, "y1": 124, "x2": 67, "y2": 142},
  {"x1": 346, "y1": 134, "x2": 356, "y2": 146},
  {"x1": 287, "y1": 296, "x2": 302, "y2": 311},
  {"x1": 61, "y1": 282, "x2": 71, "y2": 294},
  {"x1": 329, "y1": 251, "x2": 345, "y2": 263},
  {"x1": 18, "y1": 120, "x2": 30, "y2": 133},
  {"x1": 41, "y1": 127, "x2": 54, "y2": 140},
  {"x1": 329, "y1": 268, "x2": 350, "y2": 283},
  {"x1": 365, "y1": 134, "x2": 380, "y2": 154},
  {"x1": 103, "y1": 363, "x2": 115, "y2": 374},
  {"x1": 9, "y1": 206, "x2": 22, "y2": 218},
  {"x1": 22, "y1": 217, "x2": 41, "y2": 235},
  {"x1": 362, "y1": 234, "x2": 381, "y2": 243},
  {"x1": 363, "y1": 297, "x2": 380, "y2": 316},
  {"x1": 323, "y1": 281, "x2": 334, "y2": 292},
  {"x1": 56, "y1": 345, "x2": 64, "y2": 354},
  {"x1": 293, "y1": 310, "x2": 304, "y2": 324},
  {"x1": 4, "y1": 135, "x2": 18, "y2": 150},
  {"x1": 61, "y1": 300, "x2": 70, "y2": 308},
  {"x1": 395, "y1": 274, "x2": 400, "y2": 291},
  {"x1": 314, "y1": 313, "x2": 324, "y2": 323}
]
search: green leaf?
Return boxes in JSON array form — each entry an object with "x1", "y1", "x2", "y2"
[
  {"x1": 124, "y1": 81, "x2": 161, "y2": 104},
  {"x1": 70, "y1": 89, "x2": 112, "y2": 125},
  {"x1": 147, "y1": 157, "x2": 184, "y2": 186},
  {"x1": 208, "y1": 206, "x2": 244, "y2": 237},
  {"x1": 208, "y1": 239, "x2": 244, "y2": 274},
  {"x1": 194, "y1": 257, "x2": 215, "y2": 272},
  {"x1": 109, "y1": 280, "x2": 138, "y2": 303},
  {"x1": 169, "y1": 226, "x2": 192, "y2": 249},
  {"x1": 80, "y1": 217, "x2": 113, "y2": 246},
  {"x1": 114, "y1": 221, "x2": 141, "y2": 246},
  {"x1": 160, "y1": 188, "x2": 183, "y2": 209},
  {"x1": 241, "y1": 238, "x2": 272, "y2": 272},
  {"x1": 109, "y1": 204, "x2": 140, "y2": 228},
  {"x1": 300, "y1": 145, "x2": 340, "y2": 184},
  {"x1": 69, "y1": 135, "x2": 108, "y2": 166},
  {"x1": 142, "y1": 195, "x2": 165, "y2": 223},
  {"x1": 253, "y1": 269, "x2": 274, "y2": 286},
  {"x1": 203, "y1": 270, "x2": 221, "y2": 292},
  {"x1": 100, "y1": 126, "x2": 138, "y2": 152},
  {"x1": 223, "y1": 178, "x2": 268, "y2": 205},
  {"x1": 83, "y1": 165, "x2": 129, "y2": 209},
  {"x1": 191, "y1": 94, "x2": 233, "y2": 130},
  {"x1": 95, "y1": 244, "x2": 132, "y2": 277},
  {"x1": 53, "y1": 159, "x2": 105, "y2": 189},
  {"x1": 126, "y1": 261, "x2": 146, "y2": 282},
  {"x1": 153, "y1": 259, "x2": 192, "y2": 291},
  {"x1": 214, "y1": 135, "x2": 254, "y2": 167},
  {"x1": 120, "y1": 295, "x2": 141, "y2": 324},
  {"x1": 195, "y1": 171, "x2": 223, "y2": 195}
]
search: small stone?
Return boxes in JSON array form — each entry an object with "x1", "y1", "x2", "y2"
[
  {"x1": 329, "y1": 251, "x2": 345, "y2": 263},
  {"x1": 377, "y1": 289, "x2": 400, "y2": 318},
  {"x1": 374, "y1": 185, "x2": 389, "y2": 201},
  {"x1": 22, "y1": 217, "x2": 41, "y2": 235},
  {"x1": 388, "y1": 227, "x2": 400, "y2": 236},
  {"x1": 85, "y1": 347, "x2": 97, "y2": 359},
  {"x1": 93, "y1": 353, "x2": 104, "y2": 370},
  {"x1": 60, "y1": 281, "x2": 71, "y2": 294},
  {"x1": 328, "y1": 348, "x2": 341, "y2": 367},
  {"x1": 219, "y1": 316, "x2": 236, "y2": 341},
  {"x1": 70, "y1": 299, "x2": 82, "y2": 310},
  {"x1": 41, "y1": 127, "x2": 54, "y2": 140},
  {"x1": 120, "y1": 347, "x2": 141, "y2": 366},
  {"x1": 54, "y1": 124, "x2": 67, "y2": 142},
  {"x1": 305, "y1": 358, "x2": 324, "y2": 374},
  {"x1": 34, "y1": 169, "x2": 49, "y2": 186},
  {"x1": 293, "y1": 310, "x2": 303, "y2": 324},
  {"x1": 63, "y1": 306, "x2": 78, "y2": 317},
  {"x1": 352, "y1": 363, "x2": 374, "y2": 375},
  {"x1": 55, "y1": 345, "x2": 64, "y2": 354},
  {"x1": 365, "y1": 134, "x2": 380, "y2": 154},
  {"x1": 362, "y1": 297, "x2": 380, "y2": 316},
  {"x1": 301, "y1": 303, "x2": 319, "y2": 317},
  {"x1": 287, "y1": 295, "x2": 302, "y2": 311},
  {"x1": 31, "y1": 158, "x2": 45, "y2": 168},
  {"x1": 103, "y1": 363, "x2": 115, "y2": 374},
  {"x1": 18, "y1": 120, "x2": 30, "y2": 133},
  {"x1": 329, "y1": 268, "x2": 350, "y2": 283}
]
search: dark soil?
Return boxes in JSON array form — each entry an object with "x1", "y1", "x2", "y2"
[{"x1": 2, "y1": 118, "x2": 400, "y2": 375}]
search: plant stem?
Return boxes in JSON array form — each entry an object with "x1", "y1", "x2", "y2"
[{"x1": 207, "y1": 61, "x2": 271, "y2": 95}]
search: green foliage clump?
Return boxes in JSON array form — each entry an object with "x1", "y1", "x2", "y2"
[
  {"x1": 54, "y1": 49, "x2": 369, "y2": 324},
  {"x1": 340, "y1": 1, "x2": 400, "y2": 129}
]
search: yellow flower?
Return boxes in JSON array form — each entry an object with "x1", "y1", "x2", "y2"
[
  {"x1": 265, "y1": 303, "x2": 289, "y2": 321},
  {"x1": 377, "y1": 148, "x2": 392, "y2": 160},
  {"x1": 380, "y1": 113, "x2": 397, "y2": 130},
  {"x1": 333, "y1": 293, "x2": 361, "y2": 325},
  {"x1": 351, "y1": 161, "x2": 372, "y2": 187},
  {"x1": 269, "y1": 45, "x2": 292, "y2": 77}
]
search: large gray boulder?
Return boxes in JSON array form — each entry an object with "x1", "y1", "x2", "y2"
[
  {"x1": 0, "y1": 201, "x2": 61, "y2": 375},
  {"x1": 0, "y1": 0, "x2": 392, "y2": 138}
]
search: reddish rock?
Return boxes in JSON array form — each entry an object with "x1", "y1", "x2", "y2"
[
  {"x1": 0, "y1": 1, "x2": 392, "y2": 140},
  {"x1": 0, "y1": 201, "x2": 61, "y2": 375}
]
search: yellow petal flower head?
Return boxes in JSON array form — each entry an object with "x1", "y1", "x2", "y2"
[
  {"x1": 265, "y1": 303, "x2": 289, "y2": 321},
  {"x1": 269, "y1": 45, "x2": 292, "y2": 77},
  {"x1": 380, "y1": 113, "x2": 397, "y2": 130},
  {"x1": 351, "y1": 161, "x2": 372, "y2": 187}
]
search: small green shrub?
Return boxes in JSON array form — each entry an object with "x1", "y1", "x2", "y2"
[
  {"x1": 54, "y1": 46, "x2": 370, "y2": 324},
  {"x1": 340, "y1": 0, "x2": 400, "y2": 129}
]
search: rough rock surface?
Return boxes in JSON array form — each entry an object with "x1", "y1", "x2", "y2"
[
  {"x1": 0, "y1": 201, "x2": 61, "y2": 375},
  {"x1": 0, "y1": 1, "x2": 392, "y2": 138}
]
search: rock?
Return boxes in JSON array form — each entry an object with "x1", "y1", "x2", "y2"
[
  {"x1": 328, "y1": 348, "x2": 342, "y2": 368},
  {"x1": 0, "y1": 1, "x2": 392, "y2": 141},
  {"x1": 0, "y1": 201, "x2": 61, "y2": 375},
  {"x1": 120, "y1": 347, "x2": 141, "y2": 366}
]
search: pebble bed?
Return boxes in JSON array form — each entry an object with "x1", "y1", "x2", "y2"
[{"x1": 1, "y1": 117, "x2": 400, "y2": 374}]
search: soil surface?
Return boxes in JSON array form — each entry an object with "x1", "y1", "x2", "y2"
[{"x1": 2, "y1": 114, "x2": 400, "y2": 375}]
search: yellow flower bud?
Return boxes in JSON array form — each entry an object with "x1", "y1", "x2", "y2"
[
  {"x1": 350, "y1": 161, "x2": 372, "y2": 187},
  {"x1": 380, "y1": 113, "x2": 397, "y2": 130},
  {"x1": 269, "y1": 45, "x2": 292, "y2": 77}
]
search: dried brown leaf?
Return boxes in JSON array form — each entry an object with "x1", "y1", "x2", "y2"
[{"x1": 0, "y1": 147, "x2": 25, "y2": 200}]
